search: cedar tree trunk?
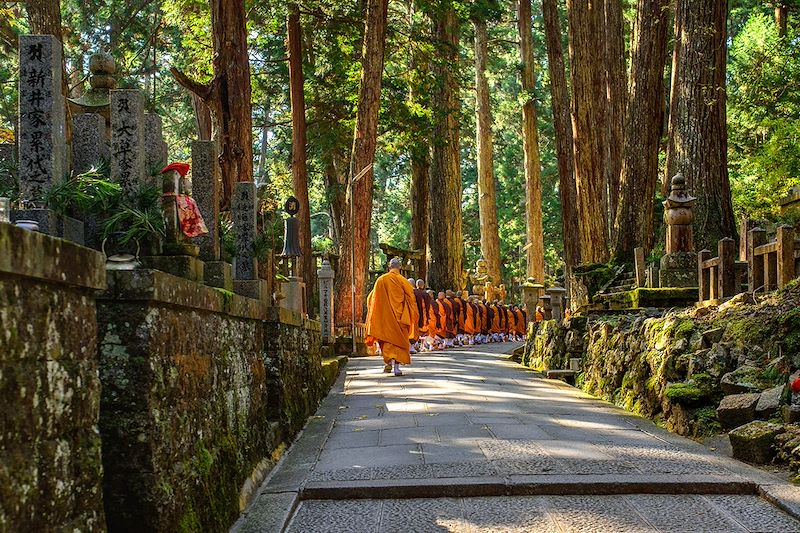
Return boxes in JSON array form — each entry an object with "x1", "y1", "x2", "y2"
[
  {"x1": 427, "y1": 2, "x2": 464, "y2": 292},
  {"x1": 171, "y1": 0, "x2": 253, "y2": 209},
  {"x1": 567, "y1": 0, "x2": 610, "y2": 263},
  {"x1": 665, "y1": 0, "x2": 736, "y2": 251},
  {"x1": 334, "y1": 0, "x2": 389, "y2": 324},
  {"x1": 612, "y1": 0, "x2": 670, "y2": 263},
  {"x1": 543, "y1": 0, "x2": 580, "y2": 271},
  {"x1": 604, "y1": 0, "x2": 626, "y2": 224},
  {"x1": 473, "y1": 18, "x2": 502, "y2": 284}
]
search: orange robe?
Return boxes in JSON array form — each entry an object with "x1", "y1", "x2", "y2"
[
  {"x1": 514, "y1": 309, "x2": 526, "y2": 335},
  {"x1": 464, "y1": 302, "x2": 476, "y2": 335},
  {"x1": 429, "y1": 299, "x2": 442, "y2": 337},
  {"x1": 414, "y1": 288, "x2": 432, "y2": 338},
  {"x1": 439, "y1": 297, "x2": 455, "y2": 338},
  {"x1": 490, "y1": 305, "x2": 501, "y2": 333},
  {"x1": 478, "y1": 303, "x2": 488, "y2": 334},
  {"x1": 365, "y1": 271, "x2": 418, "y2": 365},
  {"x1": 506, "y1": 308, "x2": 515, "y2": 334}
]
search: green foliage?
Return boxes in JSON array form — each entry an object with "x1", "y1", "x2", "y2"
[{"x1": 728, "y1": 12, "x2": 800, "y2": 221}]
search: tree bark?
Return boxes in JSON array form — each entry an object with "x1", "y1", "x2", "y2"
[
  {"x1": 604, "y1": 0, "x2": 626, "y2": 226},
  {"x1": 410, "y1": 145, "x2": 430, "y2": 281},
  {"x1": 190, "y1": 92, "x2": 212, "y2": 141},
  {"x1": 567, "y1": 0, "x2": 610, "y2": 263},
  {"x1": 334, "y1": 0, "x2": 390, "y2": 325},
  {"x1": 427, "y1": 1, "x2": 464, "y2": 292},
  {"x1": 542, "y1": 0, "x2": 580, "y2": 272},
  {"x1": 473, "y1": 18, "x2": 502, "y2": 284},
  {"x1": 775, "y1": 3, "x2": 788, "y2": 37},
  {"x1": 287, "y1": 4, "x2": 314, "y2": 316},
  {"x1": 257, "y1": 98, "x2": 270, "y2": 183},
  {"x1": 171, "y1": 0, "x2": 253, "y2": 209},
  {"x1": 612, "y1": 0, "x2": 670, "y2": 264},
  {"x1": 665, "y1": 0, "x2": 736, "y2": 251}
]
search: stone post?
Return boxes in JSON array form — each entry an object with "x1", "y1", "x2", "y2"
[
  {"x1": 777, "y1": 225, "x2": 796, "y2": 289},
  {"x1": 546, "y1": 283, "x2": 567, "y2": 321},
  {"x1": 521, "y1": 280, "x2": 543, "y2": 326},
  {"x1": 718, "y1": 237, "x2": 736, "y2": 299},
  {"x1": 541, "y1": 294, "x2": 553, "y2": 320},
  {"x1": 318, "y1": 259, "x2": 335, "y2": 344},
  {"x1": 18, "y1": 35, "x2": 65, "y2": 204},
  {"x1": 72, "y1": 113, "x2": 108, "y2": 175},
  {"x1": 110, "y1": 89, "x2": 145, "y2": 195},
  {"x1": 747, "y1": 227, "x2": 767, "y2": 293},
  {"x1": 659, "y1": 174, "x2": 698, "y2": 288},
  {"x1": 232, "y1": 181, "x2": 266, "y2": 300},
  {"x1": 634, "y1": 247, "x2": 646, "y2": 288}
]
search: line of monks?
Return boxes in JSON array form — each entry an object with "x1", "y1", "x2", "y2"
[
  {"x1": 409, "y1": 280, "x2": 527, "y2": 353},
  {"x1": 364, "y1": 258, "x2": 529, "y2": 377}
]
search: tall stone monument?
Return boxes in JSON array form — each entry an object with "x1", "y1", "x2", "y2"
[
  {"x1": 144, "y1": 115, "x2": 168, "y2": 179},
  {"x1": 13, "y1": 35, "x2": 82, "y2": 243},
  {"x1": 110, "y1": 90, "x2": 145, "y2": 195},
  {"x1": 17, "y1": 35, "x2": 65, "y2": 204},
  {"x1": 232, "y1": 181, "x2": 267, "y2": 300},
  {"x1": 72, "y1": 113, "x2": 108, "y2": 174},
  {"x1": 318, "y1": 259, "x2": 335, "y2": 344},
  {"x1": 192, "y1": 140, "x2": 232, "y2": 290},
  {"x1": 659, "y1": 174, "x2": 698, "y2": 288}
]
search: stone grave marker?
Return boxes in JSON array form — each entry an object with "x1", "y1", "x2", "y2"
[
  {"x1": 110, "y1": 90, "x2": 145, "y2": 195},
  {"x1": 72, "y1": 113, "x2": 108, "y2": 175},
  {"x1": 144, "y1": 114, "x2": 168, "y2": 180},
  {"x1": 192, "y1": 140, "x2": 232, "y2": 290},
  {"x1": 232, "y1": 181, "x2": 266, "y2": 299},
  {"x1": 17, "y1": 35, "x2": 65, "y2": 204}
]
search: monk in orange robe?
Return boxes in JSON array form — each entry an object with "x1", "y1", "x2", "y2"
[
  {"x1": 506, "y1": 306, "x2": 515, "y2": 337},
  {"x1": 365, "y1": 257, "x2": 418, "y2": 376},
  {"x1": 463, "y1": 292, "x2": 476, "y2": 341},
  {"x1": 414, "y1": 280, "x2": 434, "y2": 349},
  {"x1": 438, "y1": 292, "x2": 456, "y2": 346},
  {"x1": 490, "y1": 302, "x2": 501, "y2": 335}
]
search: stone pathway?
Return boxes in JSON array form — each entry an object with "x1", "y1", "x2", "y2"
[{"x1": 233, "y1": 342, "x2": 800, "y2": 532}]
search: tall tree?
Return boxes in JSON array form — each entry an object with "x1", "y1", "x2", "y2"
[
  {"x1": 604, "y1": 0, "x2": 626, "y2": 224},
  {"x1": 775, "y1": 2, "x2": 789, "y2": 37},
  {"x1": 473, "y1": 16, "x2": 502, "y2": 283},
  {"x1": 287, "y1": 4, "x2": 314, "y2": 315},
  {"x1": 427, "y1": 1, "x2": 464, "y2": 291},
  {"x1": 542, "y1": 0, "x2": 580, "y2": 272},
  {"x1": 409, "y1": 1, "x2": 431, "y2": 282},
  {"x1": 518, "y1": 0, "x2": 545, "y2": 283},
  {"x1": 172, "y1": 0, "x2": 253, "y2": 208},
  {"x1": 612, "y1": 0, "x2": 670, "y2": 263},
  {"x1": 665, "y1": 0, "x2": 736, "y2": 250},
  {"x1": 567, "y1": 0, "x2": 610, "y2": 263},
  {"x1": 334, "y1": 0, "x2": 390, "y2": 325}
]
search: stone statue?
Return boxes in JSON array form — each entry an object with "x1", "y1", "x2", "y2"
[
  {"x1": 496, "y1": 284, "x2": 507, "y2": 302},
  {"x1": 484, "y1": 281, "x2": 495, "y2": 302},
  {"x1": 472, "y1": 258, "x2": 491, "y2": 295}
]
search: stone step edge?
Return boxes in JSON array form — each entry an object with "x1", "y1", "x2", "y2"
[{"x1": 300, "y1": 476, "x2": 757, "y2": 501}]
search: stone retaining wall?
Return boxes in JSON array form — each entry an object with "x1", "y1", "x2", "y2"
[
  {"x1": 97, "y1": 271, "x2": 323, "y2": 532},
  {"x1": 0, "y1": 222, "x2": 107, "y2": 532}
]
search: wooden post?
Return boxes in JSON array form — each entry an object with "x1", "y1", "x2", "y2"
[
  {"x1": 718, "y1": 237, "x2": 736, "y2": 298},
  {"x1": 698, "y1": 249, "x2": 711, "y2": 302},
  {"x1": 747, "y1": 228, "x2": 766, "y2": 293},
  {"x1": 777, "y1": 225, "x2": 796, "y2": 289}
]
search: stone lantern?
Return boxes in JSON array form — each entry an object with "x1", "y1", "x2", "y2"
[
  {"x1": 280, "y1": 196, "x2": 307, "y2": 317},
  {"x1": 521, "y1": 277, "x2": 544, "y2": 325},
  {"x1": 546, "y1": 283, "x2": 567, "y2": 320},
  {"x1": 659, "y1": 174, "x2": 699, "y2": 288}
]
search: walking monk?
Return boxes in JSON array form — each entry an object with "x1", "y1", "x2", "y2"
[
  {"x1": 365, "y1": 257, "x2": 418, "y2": 376},
  {"x1": 413, "y1": 280, "x2": 433, "y2": 351}
]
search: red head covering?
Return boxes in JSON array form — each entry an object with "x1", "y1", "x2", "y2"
[{"x1": 160, "y1": 162, "x2": 190, "y2": 176}]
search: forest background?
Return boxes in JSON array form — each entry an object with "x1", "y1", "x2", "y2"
[{"x1": 1, "y1": 0, "x2": 799, "y2": 300}]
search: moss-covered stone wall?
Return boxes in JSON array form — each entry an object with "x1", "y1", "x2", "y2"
[
  {"x1": 0, "y1": 223, "x2": 107, "y2": 532},
  {"x1": 97, "y1": 270, "x2": 323, "y2": 533},
  {"x1": 524, "y1": 282, "x2": 800, "y2": 438}
]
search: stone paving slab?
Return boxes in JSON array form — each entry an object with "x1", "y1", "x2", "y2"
[
  {"x1": 235, "y1": 341, "x2": 800, "y2": 532},
  {"x1": 284, "y1": 495, "x2": 800, "y2": 532}
]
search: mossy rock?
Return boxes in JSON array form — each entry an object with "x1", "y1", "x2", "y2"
[
  {"x1": 665, "y1": 382, "x2": 709, "y2": 406},
  {"x1": 729, "y1": 420, "x2": 784, "y2": 464}
]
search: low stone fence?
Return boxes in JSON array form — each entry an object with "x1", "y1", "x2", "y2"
[
  {"x1": 2, "y1": 223, "x2": 327, "y2": 532},
  {"x1": 0, "y1": 223, "x2": 106, "y2": 531}
]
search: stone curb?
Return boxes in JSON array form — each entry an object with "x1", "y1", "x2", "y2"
[{"x1": 301, "y1": 476, "x2": 757, "y2": 501}]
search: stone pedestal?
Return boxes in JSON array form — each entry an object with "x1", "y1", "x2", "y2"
[
  {"x1": 521, "y1": 281, "x2": 544, "y2": 325},
  {"x1": 204, "y1": 261, "x2": 233, "y2": 291},
  {"x1": 546, "y1": 284, "x2": 567, "y2": 321},
  {"x1": 659, "y1": 252, "x2": 698, "y2": 288},
  {"x1": 11, "y1": 208, "x2": 84, "y2": 244},
  {"x1": 233, "y1": 278, "x2": 270, "y2": 300},
  {"x1": 281, "y1": 277, "x2": 307, "y2": 317},
  {"x1": 140, "y1": 255, "x2": 204, "y2": 283}
]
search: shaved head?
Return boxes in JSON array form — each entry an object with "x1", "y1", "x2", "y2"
[
  {"x1": 438, "y1": 291, "x2": 445, "y2": 299},
  {"x1": 416, "y1": 279, "x2": 425, "y2": 288},
  {"x1": 407, "y1": 277, "x2": 415, "y2": 286}
]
